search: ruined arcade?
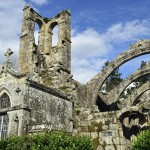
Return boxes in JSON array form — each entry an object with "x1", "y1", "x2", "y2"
[{"x1": 0, "y1": 5, "x2": 149, "y2": 150}]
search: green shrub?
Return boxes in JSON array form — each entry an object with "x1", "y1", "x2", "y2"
[
  {"x1": 0, "y1": 132, "x2": 94, "y2": 150},
  {"x1": 132, "y1": 130, "x2": 150, "y2": 150}
]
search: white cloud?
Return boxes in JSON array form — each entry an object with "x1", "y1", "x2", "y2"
[
  {"x1": 72, "y1": 28, "x2": 111, "y2": 59},
  {"x1": 71, "y1": 28, "x2": 111, "y2": 83},
  {"x1": 72, "y1": 58, "x2": 107, "y2": 83},
  {"x1": 104, "y1": 20, "x2": 150, "y2": 43},
  {"x1": 71, "y1": 20, "x2": 150, "y2": 83},
  {"x1": 30, "y1": 0, "x2": 48, "y2": 5},
  {"x1": 0, "y1": 2, "x2": 150, "y2": 83},
  {"x1": 0, "y1": 0, "x2": 25, "y2": 63}
]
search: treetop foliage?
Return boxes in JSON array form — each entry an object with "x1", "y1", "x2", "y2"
[{"x1": 132, "y1": 130, "x2": 150, "y2": 150}]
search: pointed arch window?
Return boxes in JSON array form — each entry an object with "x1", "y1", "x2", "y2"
[
  {"x1": 0, "y1": 93, "x2": 10, "y2": 109},
  {"x1": 51, "y1": 22, "x2": 58, "y2": 47}
]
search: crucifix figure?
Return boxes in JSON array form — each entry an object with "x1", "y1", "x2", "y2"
[{"x1": 4, "y1": 48, "x2": 13, "y2": 64}]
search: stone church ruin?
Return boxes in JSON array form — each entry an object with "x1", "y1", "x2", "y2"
[{"x1": 0, "y1": 5, "x2": 149, "y2": 150}]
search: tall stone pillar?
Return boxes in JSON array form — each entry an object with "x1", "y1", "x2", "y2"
[
  {"x1": 19, "y1": 5, "x2": 35, "y2": 74},
  {"x1": 58, "y1": 10, "x2": 71, "y2": 69}
]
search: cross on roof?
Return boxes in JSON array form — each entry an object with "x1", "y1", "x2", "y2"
[{"x1": 4, "y1": 48, "x2": 13, "y2": 64}]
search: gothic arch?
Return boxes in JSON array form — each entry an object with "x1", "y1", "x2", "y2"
[
  {"x1": 117, "y1": 81, "x2": 150, "y2": 110},
  {"x1": 51, "y1": 22, "x2": 59, "y2": 47},
  {"x1": 35, "y1": 18, "x2": 44, "y2": 28},
  {"x1": 101, "y1": 62, "x2": 150, "y2": 104},
  {"x1": 0, "y1": 93, "x2": 10, "y2": 109},
  {"x1": 44, "y1": 21, "x2": 58, "y2": 54},
  {"x1": 50, "y1": 21, "x2": 58, "y2": 30},
  {"x1": 87, "y1": 39, "x2": 150, "y2": 106},
  {"x1": 29, "y1": 7, "x2": 45, "y2": 26},
  {"x1": 0, "y1": 86, "x2": 11, "y2": 139},
  {"x1": 0, "y1": 85, "x2": 12, "y2": 107}
]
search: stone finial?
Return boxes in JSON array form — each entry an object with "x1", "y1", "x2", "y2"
[{"x1": 4, "y1": 48, "x2": 13, "y2": 64}]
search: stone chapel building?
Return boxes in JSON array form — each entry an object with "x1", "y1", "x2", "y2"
[
  {"x1": 0, "y1": 5, "x2": 73, "y2": 138},
  {"x1": 0, "y1": 5, "x2": 149, "y2": 150}
]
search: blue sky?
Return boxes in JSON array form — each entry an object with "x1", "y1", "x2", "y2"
[{"x1": 0, "y1": 0, "x2": 150, "y2": 83}]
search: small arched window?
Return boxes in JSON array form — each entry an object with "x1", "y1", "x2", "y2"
[
  {"x1": 51, "y1": 22, "x2": 58, "y2": 47},
  {"x1": 34, "y1": 23, "x2": 40, "y2": 45},
  {"x1": 0, "y1": 93, "x2": 10, "y2": 109},
  {"x1": 34, "y1": 19, "x2": 42, "y2": 46}
]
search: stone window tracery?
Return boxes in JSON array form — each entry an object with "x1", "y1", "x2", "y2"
[{"x1": 0, "y1": 93, "x2": 10, "y2": 109}]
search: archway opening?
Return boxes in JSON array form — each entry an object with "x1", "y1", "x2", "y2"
[
  {"x1": 51, "y1": 22, "x2": 58, "y2": 47},
  {"x1": 34, "y1": 23, "x2": 40, "y2": 46},
  {"x1": 97, "y1": 54, "x2": 150, "y2": 112}
]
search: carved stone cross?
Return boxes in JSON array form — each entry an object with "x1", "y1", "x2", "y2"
[{"x1": 4, "y1": 48, "x2": 13, "y2": 64}]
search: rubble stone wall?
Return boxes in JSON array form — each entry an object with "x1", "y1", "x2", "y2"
[{"x1": 73, "y1": 107, "x2": 129, "y2": 150}]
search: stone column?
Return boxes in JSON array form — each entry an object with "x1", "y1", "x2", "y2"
[
  {"x1": 58, "y1": 10, "x2": 71, "y2": 69},
  {"x1": 19, "y1": 5, "x2": 35, "y2": 74}
]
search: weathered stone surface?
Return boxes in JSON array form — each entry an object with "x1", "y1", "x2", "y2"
[
  {"x1": 91, "y1": 132, "x2": 98, "y2": 139},
  {"x1": 104, "y1": 62, "x2": 150, "y2": 105},
  {"x1": 105, "y1": 145, "x2": 115, "y2": 150},
  {"x1": 87, "y1": 39, "x2": 150, "y2": 107},
  {"x1": 96, "y1": 145, "x2": 104, "y2": 150},
  {"x1": 102, "y1": 125, "x2": 109, "y2": 130},
  {"x1": 0, "y1": 4, "x2": 149, "y2": 150}
]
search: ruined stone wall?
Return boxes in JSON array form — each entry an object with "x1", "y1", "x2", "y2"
[
  {"x1": 117, "y1": 81, "x2": 150, "y2": 109},
  {"x1": 0, "y1": 5, "x2": 150, "y2": 149},
  {"x1": 87, "y1": 39, "x2": 150, "y2": 108},
  {"x1": 100, "y1": 62, "x2": 150, "y2": 105},
  {"x1": 0, "y1": 65, "x2": 73, "y2": 135},
  {"x1": 73, "y1": 107, "x2": 128, "y2": 150},
  {"x1": 19, "y1": 5, "x2": 73, "y2": 99},
  {"x1": 24, "y1": 81, "x2": 73, "y2": 133},
  {"x1": 138, "y1": 89, "x2": 150, "y2": 109},
  {"x1": 19, "y1": 5, "x2": 71, "y2": 74}
]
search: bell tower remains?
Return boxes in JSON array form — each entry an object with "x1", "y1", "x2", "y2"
[
  {"x1": 19, "y1": 5, "x2": 74, "y2": 97},
  {"x1": 19, "y1": 5, "x2": 71, "y2": 73}
]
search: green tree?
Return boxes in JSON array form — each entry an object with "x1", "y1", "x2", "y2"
[
  {"x1": 103, "y1": 61, "x2": 123, "y2": 92},
  {"x1": 132, "y1": 130, "x2": 150, "y2": 150},
  {"x1": 135, "y1": 61, "x2": 150, "y2": 85}
]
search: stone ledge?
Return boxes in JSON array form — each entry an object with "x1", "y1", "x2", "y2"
[
  {"x1": 27, "y1": 79, "x2": 71, "y2": 101},
  {"x1": 0, "y1": 104, "x2": 31, "y2": 113}
]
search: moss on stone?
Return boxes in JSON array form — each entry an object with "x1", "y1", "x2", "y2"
[
  {"x1": 88, "y1": 121, "x2": 103, "y2": 132},
  {"x1": 60, "y1": 85, "x2": 68, "y2": 92},
  {"x1": 40, "y1": 70, "x2": 53, "y2": 86},
  {"x1": 79, "y1": 127, "x2": 88, "y2": 132},
  {"x1": 92, "y1": 137, "x2": 99, "y2": 150},
  {"x1": 75, "y1": 110, "x2": 81, "y2": 116},
  {"x1": 101, "y1": 141, "x2": 107, "y2": 149},
  {"x1": 114, "y1": 144, "x2": 117, "y2": 150}
]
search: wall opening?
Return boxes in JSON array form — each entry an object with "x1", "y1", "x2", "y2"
[
  {"x1": 97, "y1": 54, "x2": 150, "y2": 112},
  {"x1": 51, "y1": 22, "x2": 58, "y2": 47},
  {"x1": 34, "y1": 23, "x2": 40, "y2": 46}
]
